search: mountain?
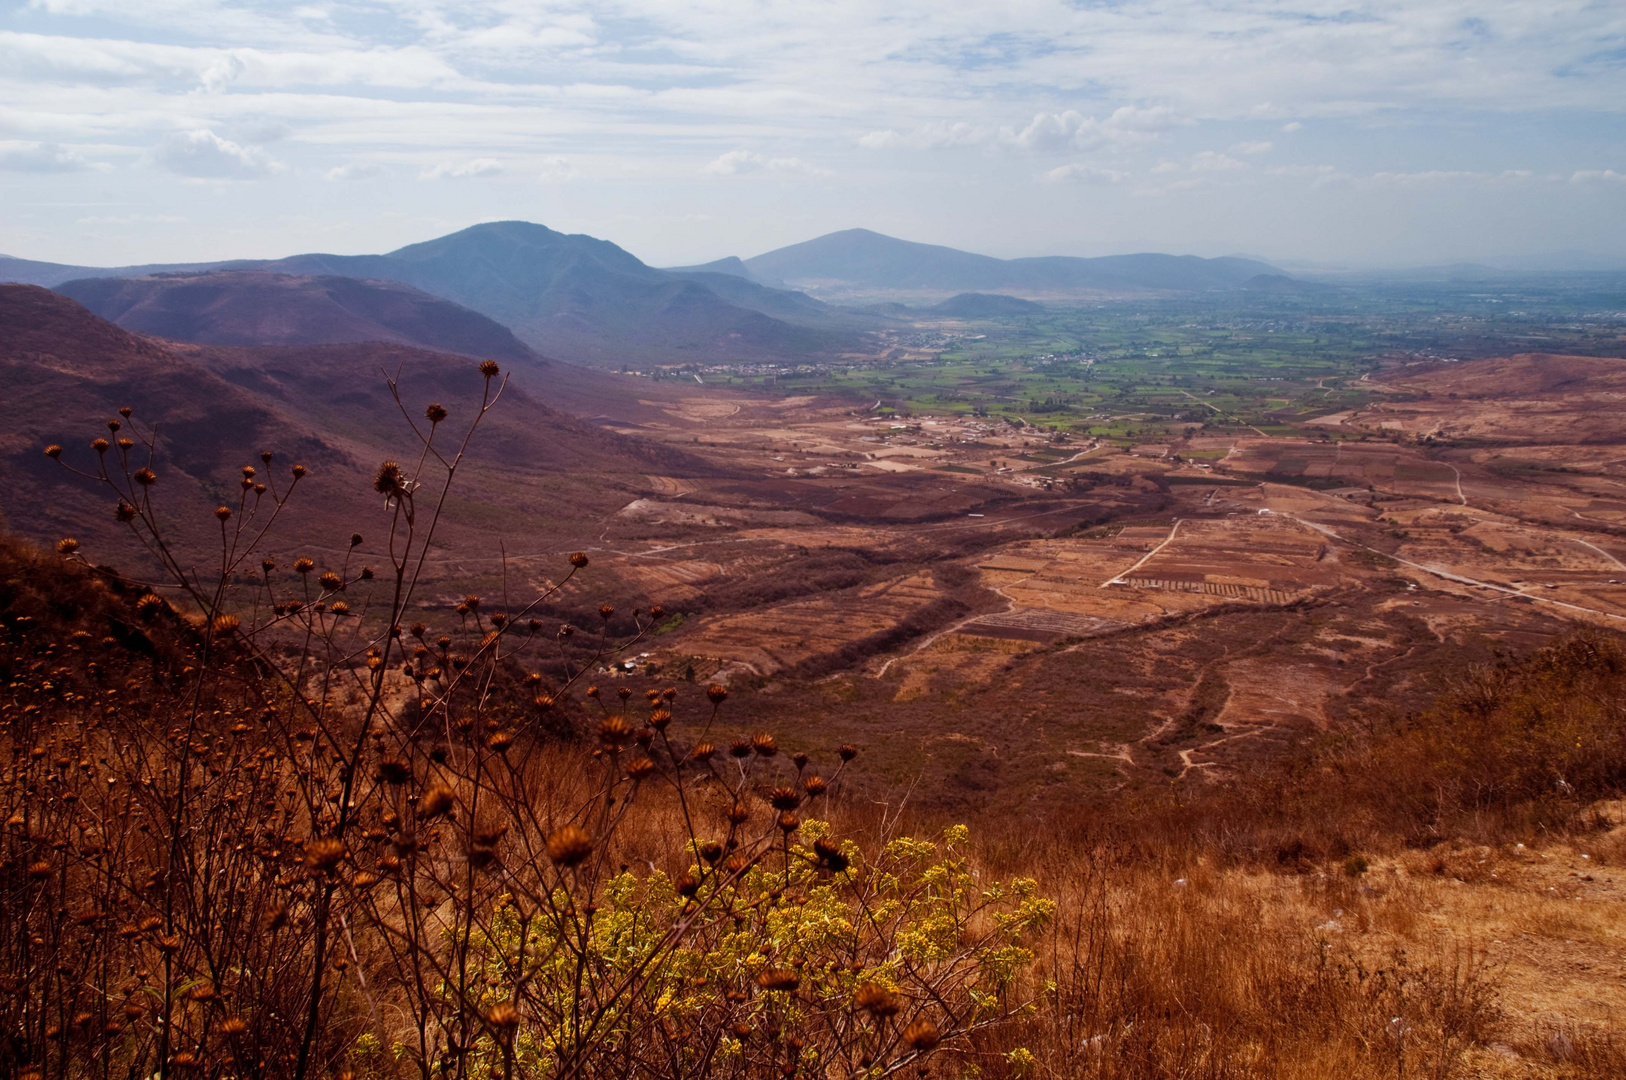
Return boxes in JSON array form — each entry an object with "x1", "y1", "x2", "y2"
[
  {"x1": 928, "y1": 293, "x2": 1045, "y2": 318},
  {"x1": 3, "y1": 224, "x2": 867, "y2": 366},
  {"x1": 740, "y1": 228, "x2": 1282, "y2": 299},
  {"x1": 0, "y1": 284, "x2": 713, "y2": 564},
  {"x1": 54, "y1": 271, "x2": 540, "y2": 365},
  {"x1": 664, "y1": 256, "x2": 754, "y2": 279}
]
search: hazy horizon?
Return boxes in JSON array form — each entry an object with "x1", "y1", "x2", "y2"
[{"x1": 3, "y1": 1, "x2": 1623, "y2": 271}]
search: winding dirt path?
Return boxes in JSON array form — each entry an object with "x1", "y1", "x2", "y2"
[{"x1": 1103, "y1": 518, "x2": 1182, "y2": 587}]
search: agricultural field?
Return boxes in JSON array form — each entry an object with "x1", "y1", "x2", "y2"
[{"x1": 480, "y1": 300, "x2": 1626, "y2": 810}]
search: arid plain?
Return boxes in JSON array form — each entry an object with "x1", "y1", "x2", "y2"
[{"x1": 505, "y1": 350, "x2": 1626, "y2": 812}]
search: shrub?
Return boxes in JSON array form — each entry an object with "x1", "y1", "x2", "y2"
[{"x1": 0, "y1": 363, "x2": 1052, "y2": 1080}]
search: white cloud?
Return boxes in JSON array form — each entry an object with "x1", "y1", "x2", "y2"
[
  {"x1": 0, "y1": 140, "x2": 98, "y2": 172},
  {"x1": 1103, "y1": 105, "x2": 1187, "y2": 133},
  {"x1": 1369, "y1": 169, "x2": 1533, "y2": 186},
  {"x1": 420, "y1": 157, "x2": 503, "y2": 179},
  {"x1": 1571, "y1": 169, "x2": 1626, "y2": 183},
  {"x1": 1044, "y1": 163, "x2": 1128, "y2": 185},
  {"x1": 152, "y1": 129, "x2": 277, "y2": 178},
  {"x1": 703, "y1": 149, "x2": 762, "y2": 175},
  {"x1": 537, "y1": 155, "x2": 576, "y2": 181},
  {"x1": 1231, "y1": 140, "x2": 1273, "y2": 156},
  {"x1": 325, "y1": 161, "x2": 383, "y2": 181},
  {"x1": 1265, "y1": 163, "x2": 1351, "y2": 188},
  {"x1": 1001, "y1": 106, "x2": 1189, "y2": 154},
  {"x1": 857, "y1": 121, "x2": 991, "y2": 151},
  {"x1": 765, "y1": 156, "x2": 831, "y2": 177},
  {"x1": 703, "y1": 150, "x2": 828, "y2": 177},
  {"x1": 1281, "y1": 122, "x2": 1303, "y2": 133},
  {"x1": 1190, "y1": 151, "x2": 1246, "y2": 172},
  {"x1": 198, "y1": 52, "x2": 245, "y2": 94}
]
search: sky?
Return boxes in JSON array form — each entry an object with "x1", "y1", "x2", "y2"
[{"x1": 2, "y1": 0, "x2": 1624, "y2": 270}]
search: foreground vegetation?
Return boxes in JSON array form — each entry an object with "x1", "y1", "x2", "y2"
[{"x1": 2, "y1": 361, "x2": 1623, "y2": 1079}]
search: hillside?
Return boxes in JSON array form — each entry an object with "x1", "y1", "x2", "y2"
[
  {"x1": 741, "y1": 228, "x2": 1281, "y2": 299},
  {"x1": 928, "y1": 292, "x2": 1045, "y2": 318},
  {"x1": 4, "y1": 224, "x2": 870, "y2": 366},
  {"x1": 0, "y1": 284, "x2": 716, "y2": 570},
  {"x1": 54, "y1": 270, "x2": 541, "y2": 365}
]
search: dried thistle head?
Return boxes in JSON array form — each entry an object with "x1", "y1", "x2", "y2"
[
  {"x1": 55, "y1": 537, "x2": 79, "y2": 555},
  {"x1": 902, "y1": 1018, "x2": 940, "y2": 1051},
  {"x1": 417, "y1": 784, "x2": 456, "y2": 819},
  {"x1": 854, "y1": 982, "x2": 900, "y2": 1017},
  {"x1": 803, "y1": 775, "x2": 827, "y2": 796},
  {"x1": 92, "y1": 438, "x2": 110, "y2": 454},
  {"x1": 425, "y1": 402, "x2": 448, "y2": 424},
  {"x1": 706, "y1": 683, "x2": 729, "y2": 705},
  {"x1": 599, "y1": 715, "x2": 632, "y2": 747},
  {"x1": 569, "y1": 551, "x2": 589, "y2": 568},
  {"x1": 751, "y1": 733, "x2": 777, "y2": 757},
  {"x1": 294, "y1": 557, "x2": 315, "y2": 575},
  {"x1": 756, "y1": 969, "x2": 800, "y2": 993},
  {"x1": 214, "y1": 506, "x2": 231, "y2": 522},
  {"x1": 813, "y1": 837, "x2": 848, "y2": 873},
  {"x1": 769, "y1": 787, "x2": 801, "y2": 811},
  {"x1": 291, "y1": 463, "x2": 307, "y2": 478},
  {"x1": 303, "y1": 838, "x2": 346, "y2": 874},
  {"x1": 373, "y1": 461, "x2": 404, "y2": 496},
  {"x1": 378, "y1": 757, "x2": 413, "y2": 785},
  {"x1": 44, "y1": 444, "x2": 62, "y2": 459},
  {"x1": 479, "y1": 360, "x2": 501, "y2": 378},
  {"x1": 133, "y1": 466, "x2": 156, "y2": 486},
  {"x1": 838, "y1": 744, "x2": 859, "y2": 762},
  {"x1": 546, "y1": 824, "x2": 593, "y2": 867},
  {"x1": 486, "y1": 1001, "x2": 520, "y2": 1037},
  {"x1": 115, "y1": 501, "x2": 137, "y2": 523}
]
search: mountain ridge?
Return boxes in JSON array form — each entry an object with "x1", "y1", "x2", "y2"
[
  {"x1": 54, "y1": 270, "x2": 542, "y2": 366},
  {"x1": 739, "y1": 228, "x2": 1282, "y2": 298}
]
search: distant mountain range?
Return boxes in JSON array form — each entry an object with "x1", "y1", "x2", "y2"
[
  {"x1": 2, "y1": 222, "x2": 1291, "y2": 366},
  {"x1": 729, "y1": 228, "x2": 1280, "y2": 299}
]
